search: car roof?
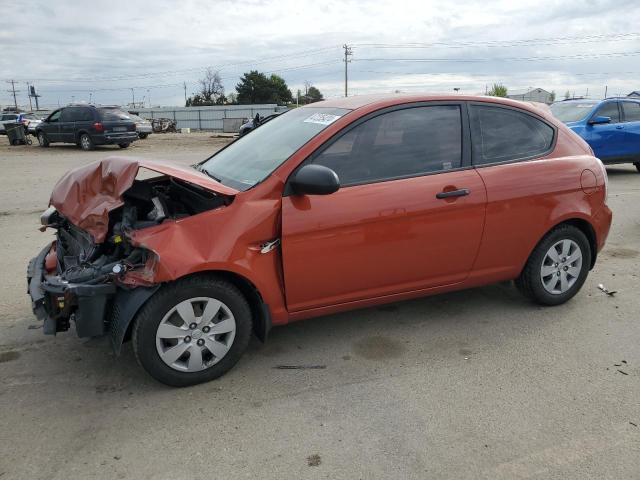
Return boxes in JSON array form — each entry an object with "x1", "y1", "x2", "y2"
[{"x1": 308, "y1": 93, "x2": 554, "y2": 119}]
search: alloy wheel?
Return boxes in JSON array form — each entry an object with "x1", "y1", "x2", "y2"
[
  {"x1": 540, "y1": 239, "x2": 583, "y2": 294},
  {"x1": 155, "y1": 297, "x2": 236, "y2": 372}
]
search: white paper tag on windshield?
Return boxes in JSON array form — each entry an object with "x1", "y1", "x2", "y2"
[{"x1": 303, "y1": 113, "x2": 342, "y2": 125}]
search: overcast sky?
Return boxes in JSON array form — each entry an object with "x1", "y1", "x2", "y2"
[{"x1": 1, "y1": 0, "x2": 639, "y2": 108}]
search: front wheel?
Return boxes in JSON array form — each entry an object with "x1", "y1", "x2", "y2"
[
  {"x1": 515, "y1": 224, "x2": 591, "y2": 306},
  {"x1": 138, "y1": 133, "x2": 148, "y2": 139},
  {"x1": 132, "y1": 276, "x2": 252, "y2": 387},
  {"x1": 118, "y1": 143, "x2": 130, "y2": 149}
]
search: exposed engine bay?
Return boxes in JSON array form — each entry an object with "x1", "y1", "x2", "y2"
[{"x1": 44, "y1": 176, "x2": 227, "y2": 285}]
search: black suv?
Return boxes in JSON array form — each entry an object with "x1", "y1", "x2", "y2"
[{"x1": 36, "y1": 105, "x2": 137, "y2": 150}]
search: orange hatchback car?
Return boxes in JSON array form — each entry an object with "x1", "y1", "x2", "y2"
[{"x1": 28, "y1": 94, "x2": 612, "y2": 386}]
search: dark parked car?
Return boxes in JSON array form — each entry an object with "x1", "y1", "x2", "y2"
[
  {"x1": 551, "y1": 98, "x2": 640, "y2": 171},
  {"x1": 35, "y1": 105, "x2": 138, "y2": 150},
  {"x1": 238, "y1": 112, "x2": 281, "y2": 137}
]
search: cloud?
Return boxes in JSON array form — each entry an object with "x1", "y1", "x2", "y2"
[{"x1": 1, "y1": 0, "x2": 639, "y2": 107}]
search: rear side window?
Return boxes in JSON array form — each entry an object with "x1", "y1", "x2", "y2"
[
  {"x1": 622, "y1": 102, "x2": 640, "y2": 122},
  {"x1": 312, "y1": 105, "x2": 462, "y2": 185},
  {"x1": 61, "y1": 107, "x2": 88, "y2": 122},
  {"x1": 470, "y1": 105, "x2": 554, "y2": 165},
  {"x1": 1, "y1": 114, "x2": 18, "y2": 121},
  {"x1": 594, "y1": 102, "x2": 620, "y2": 123}
]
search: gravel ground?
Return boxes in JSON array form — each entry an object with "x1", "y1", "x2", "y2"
[{"x1": 0, "y1": 132, "x2": 638, "y2": 479}]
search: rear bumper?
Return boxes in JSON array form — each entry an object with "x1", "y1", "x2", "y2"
[
  {"x1": 92, "y1": 132, "x2": 138, "y2": 145},
  {"x1": 27, "y1": 243, "x2": 116, "y2": 337},
  {"x1": 593, "y1": 205, "x2": 613, "y2": 253}
]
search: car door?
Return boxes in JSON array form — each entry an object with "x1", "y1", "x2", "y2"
[
  {"x1": 59, "y1": 107, "x2": 79, "y2": 143},
  {"x1": 42, "y1": 109, "x2": 62, "y2": 141},
  {"x1": 620, "y1": 101, "x2": 640, "y2": 161},
  {"x1": 281, "y1": 104, "x2": 487, "y2": 312},
  {"x1": 588, "y1": 101, "x2": 625, "y2": 162},
  {"x1": 467, "y1": 103, "x2": 561, "y2": 279}
]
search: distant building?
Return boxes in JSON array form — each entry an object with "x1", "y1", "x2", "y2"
[
  {"x1": 506, "y1": 88, "x2": 554, "y2": 104},
  {"x1": 628, "y1": 91, "x2": 640, "y2": 98}
]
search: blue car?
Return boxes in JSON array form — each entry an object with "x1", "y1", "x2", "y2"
[{"x1": 551, "y1": 98, "x2": 640, "y2": 171}]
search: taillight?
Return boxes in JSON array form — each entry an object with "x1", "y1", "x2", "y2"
[{"x1": 93, "y1": 122, "x2": 105, "y2": 133}]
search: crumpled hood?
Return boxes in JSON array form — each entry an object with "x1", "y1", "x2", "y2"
[{"x1": 49, "y1": 156, "x2": 238, "y2": 243}]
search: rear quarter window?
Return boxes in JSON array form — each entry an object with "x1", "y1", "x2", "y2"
[
  {"x1": 470, "y1": 105, "x2": 555, "y2": 165},
  {"x1": 98, "y1": 109, "x2": 131, "y2": 121}
]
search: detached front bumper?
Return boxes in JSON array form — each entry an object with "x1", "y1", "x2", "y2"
[{"x1": 27, "y1": 243, "x2": 116, "y2": 337}]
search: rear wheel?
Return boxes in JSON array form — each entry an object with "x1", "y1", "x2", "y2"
[
  {"x1": 118, "y1": 143, "x2": 130, "y2": 149},
  {"x1": 37, "y1": 131, "x2": 49, "y2": 147},
  {"x1": 79, "y1": 133, "x2": 94, "y2": 151},
  {"x1": 515, "y1": 224, "x2": 591, "y2": 306},
  {"x1": 132, "y1": 275, "x2": 252, "y2": 387},
  {"x1": 138, "y1": 133, "x2": 148, "y2": 139}
]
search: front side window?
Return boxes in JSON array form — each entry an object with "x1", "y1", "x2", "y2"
[
  {"x1": 312, "y1": 106, "x2": 462, "y2": 185},
  {"x1": 594, "y1": 102, "x2": 620, "y2": 123},
  {"x1": 470, "y1": 105, "x2": 554, "y2": 165},
  {"x1": 48, "y1": 110, "x2": 62, "y2": 122},
  {"x1": 622, "y1": 102, "x2": 640, "y2": 122}
]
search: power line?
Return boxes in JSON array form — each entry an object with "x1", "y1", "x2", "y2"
[
  {"x1": 354, "y1": 50, "x2": 640, "y2": 63},
  {"x1": 352, "y1": 32, "x2": 640, "y2": 49}
]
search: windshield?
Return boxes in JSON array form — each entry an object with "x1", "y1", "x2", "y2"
[
  {"x1": 200, "y1": 107, "x2": 349, "y2": 191},
  {"x1": 550, "y1": 102, "x2": 597, "y2": 123}
]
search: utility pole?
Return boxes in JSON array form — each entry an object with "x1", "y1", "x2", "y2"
[
  {"x1": 604, "y1": 85, "x2": 608, "y2": 99},
  {"x1": 343, "y1": 44, "x2": 352, "y2": 97},
  {"x1": 6, "y1": 80, "x2": 20, "y2": 109},
  {"x1": 130, "y1": 88, "x2": 135, "y2": 108},
  {"x1": 27, "y1": 83, "x2": 33, "y2": 111},
  {"x1": 184, "y1": 82, "x2": 188, "y2": 105}
]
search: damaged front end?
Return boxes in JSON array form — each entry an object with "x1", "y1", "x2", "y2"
[{"x1": 27, "y1": 157, "x2": 236, "y2": 349}]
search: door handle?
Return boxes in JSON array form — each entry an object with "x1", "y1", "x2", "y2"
[
  {"x1": 615, "y1": 125, "x2": 624, "y2": 129},
  {"x1": 436, "y1": 188, "x2": 470, "y2": 199}
]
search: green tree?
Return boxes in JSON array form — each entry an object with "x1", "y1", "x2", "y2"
[
  {"x1": 549, "y1": 90, "x2": 556, "y2": 103},
  {"x1": 306, "y1": 86, "x2": 324, "y2": 103},
  {"x1": 236, "y1": 70, "x2": 293, "y2": 104},
  {"x1": 564, "y1": 90, "x2": 571, "y2": 100},
  {"x1": 487, "y1": 83, "x2": 508, "y2": 97}
]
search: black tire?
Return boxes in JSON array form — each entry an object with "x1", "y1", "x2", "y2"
[
  {"x1": 37, "y1": 131, "x2": 49, "y2": 147},
  {"x1": 634, "y1": 162, "x2": 640, "y2": 173},
  {"x1": 515, "y1": 224, "x2": 591, "y2": 306},
  {"x1": 79, "y1": 133, "x2": 95, "y2": 151},
  {"x1": 118, "y1": 143, "x2": 130, "y2": 149},
  {"x1": 138, "y1": 133, "x2": 148, "y2": 139},
  {"x1": 132, "y1": 275, "x2": 252, "y2": 387}
]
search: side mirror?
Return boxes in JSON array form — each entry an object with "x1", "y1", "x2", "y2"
[
  {"x1": 589, "y1": 115, "x2": 611, "y2": 125},
  {"x1": 290, "y1": 164, "x2": 340, "y2": 196}
]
